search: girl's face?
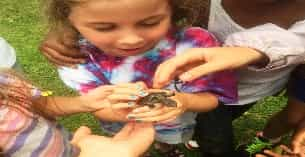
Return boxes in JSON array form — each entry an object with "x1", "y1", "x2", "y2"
[{"x1": 69, "y1": 0, "x2": 172, "y2": 57}]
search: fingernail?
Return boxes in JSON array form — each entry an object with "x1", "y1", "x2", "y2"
[
  {"x1": 128, "y1": 102, "x2": 135, "y2": 106},
  {"x1": 127, "y1": 115, "x2": 135, "y2": 119},
  {"x1": 130, "y1": 95, "x2": 138, "y2": 100},
  {"x1": 139, "y1": 91, "x2": 148, "y2": 97},
  {"x1": 135, "y1": 119, "x2": 142, "y2": 123},
  {"x1": 136, "y1": 84, "x2": 143, "y2": 90},
  {"x1": 174, "y1": 79, "x2": 184, "y2": 84},
  {"x1": 180, "y1": 72, "x2": 192, "y2": 81},
  {"x1": 132, "y1": 109, "x2": 140, "y2": 113}
]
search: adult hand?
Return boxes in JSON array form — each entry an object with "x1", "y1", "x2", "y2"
[
  {"x1": 291, "y1": 125, "x2": 305, "y2": 157},
  {"x1": 71, "y1": 123, "x2": 155, "y2": 157},
  {"x1": 39, "y1": 29, "x2": 87, "y2": 67},
  {"x1": 153, "y1": 47, "x2": 264, "y2": 88},
  {"x1": 255, "y1": 145, "x2": 300, "y2": 157}
]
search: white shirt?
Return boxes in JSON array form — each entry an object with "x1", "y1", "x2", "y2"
[
  {"x1": 208, "y1": 0, "x2": 305, "y2": 105},
  {"x1": 0, "y1": 37, "x2": 16, "y2": 68}
]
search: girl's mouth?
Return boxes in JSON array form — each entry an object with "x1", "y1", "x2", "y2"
[{"x1": 119, "y1": 47, "x2": 145, "y2": 55}]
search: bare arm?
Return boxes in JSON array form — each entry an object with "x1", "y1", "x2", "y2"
[
  {"x1": 153, "y1": 47, "x2": 264, "y2": 88},
  {"x1": 175, "y1": 92, "x2": 218, "y2": 112},
  {"x1": 32, "y1": 85, "x2": 114, "y2": 118}
]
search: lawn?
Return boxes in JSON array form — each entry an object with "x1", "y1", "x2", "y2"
[{"x1": 0, "y1": 0, "x2": 289, "y2": 156}]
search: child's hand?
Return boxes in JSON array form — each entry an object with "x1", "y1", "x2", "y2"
[
  {"x1": 153, "y1": 47, "x2": 264, "y2": 88},
  {"x1": 79, "y1": 85, "x2": 115, "y2": 112},
  {"x1": 106, "y1": 82, "x2": 148, "y2": 109},
  {"x1": 291, "y1": 128, "x2": 305, "y2": 157},
  {"x1": 91, "y1": 82, "x2": 148, "y2": 122},
  {"x1": 39, "y1": 30, "x2": 87, "y2": 67},
  {"x1": 255, "y1": 145, "x2": 298, "y2": 157},
  {"x1": 71, "y1": 123, "x2": 155, "y2": 157},
  {"x1": 127, "y1": 89, "x2": 187, "y2": 123}
]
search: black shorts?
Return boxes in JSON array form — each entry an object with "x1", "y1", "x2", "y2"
[{"x1": 288, "y1": 65, "x2": 305, "y2": 102}]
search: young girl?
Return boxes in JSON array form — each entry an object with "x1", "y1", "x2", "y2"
[
  {"x1": 39, "y1": 0, "x2": 305, "y2": 156},
  {"x1": 41, "y1": 0, "x2": 238, "y2": 155},
  {"x1": 0, "y1": 68, "x2": 119, "y2": 157}
]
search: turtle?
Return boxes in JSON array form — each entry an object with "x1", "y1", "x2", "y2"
[{"x1": 137, "y1": 92, "x2": 177, "y2": 108}]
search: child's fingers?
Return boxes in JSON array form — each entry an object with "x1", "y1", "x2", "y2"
[
  {"x1": 279, "y1": 145, "x2": 294, "y2": 154},
  {"x1": 43, "y1": 49, "x2": 77, "y2": 67},
  {"x1": 116, "y1": 82, "x2": 147, "y2": 90},
  {"x1": 108, "y1": 94, "x2": 140, "y2": 101},
  {"x1": 135, "y1": 109, "x2": 181, "y2": 122},
  {"x1": 113, "y1": 88, "x2": 149, "y2": 97},
  {"x1": 262, "y1": 150, "x2": 282, "y2": 157},
  {"x1": 113, "y1": 122, "x2": 135, "y2": 140},
  {"x1": 146, "y1": 89, "x2": 175, "y2": 96},
  {"x1": 255, "y1": 154, "x2": 268, "y2": 157},
  {"x1": 95, "y1": 85, "x2": 115, "y2": 92},
  {"x1": 127, "y1": 106, "x2": 173, "y2": 119},
  {"x1": 131, "y1": 103, "x2": 163, "y2": 113},
  {"x1": 156, "y1": 116, "x2": 178, "y2": 124},
  {"x1": 111, "y1": 102, "x2": 136, "y2": 109},
  {"x1": 70, "y1": 126, "x2": 92, "y2": 146}
]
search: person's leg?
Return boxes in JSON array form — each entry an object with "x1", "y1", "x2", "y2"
[
  {"x1": 194, "y1": 104, "x2": 234, "y2": 156},
  {"x1": 194, "y1": 103, "x2": 255, "y2": 157},
  {"x1": 231, "y1": 103, "x2": 255, "y2": 120},
  {"x1": 262, "y1": 96, "x2": 305, "y2": 139},
  {"x1": 263, "y1": 67, "x2": 305, "y2": 140}
]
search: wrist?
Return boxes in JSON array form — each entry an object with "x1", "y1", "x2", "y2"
[
  {"x1": 77, "y1": 95, "x2": 96, "y2": 112},
  {"x1": 247, "y1": 48, "x2": 270, "y2": 68},
  {"x1": 173, "y1": 92, "x2": 189, "y2": 109}
]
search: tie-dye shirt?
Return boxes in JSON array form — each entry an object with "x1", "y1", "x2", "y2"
[
  {"x1": 0, "y1": 73, "x2": 75, "y2": 157},
  {"x1": 58, "y1": 27, "x2": 238, "y2": 144}
]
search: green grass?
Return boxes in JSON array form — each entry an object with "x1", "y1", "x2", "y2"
[
  {"x1": 0, "y1": 0, "x2": 289, "y2": 156},
  {"x1": 0, "y1": 0, "x2": 101, "y2": 134}
]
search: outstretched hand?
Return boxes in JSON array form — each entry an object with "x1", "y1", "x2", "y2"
[
  {"x1": 153, "y1": 47, "x2": 264, "y2": 88},
  {"x1": 39, "y1": 30, "x2": 87, "y2": 67},
  {"x1": 291, "y1": 123, "x2": 305, "y2": 157},
  {"x1": 255, "y1": 145, "x2": 299, "y2": 157},
  {"x1": 71, "y1": 123, "x2": 155, "y2": 157}
]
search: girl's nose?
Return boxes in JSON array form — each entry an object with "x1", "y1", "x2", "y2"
[{"x1": 117, "y1": 33, "x2": 144, "y2": 47}]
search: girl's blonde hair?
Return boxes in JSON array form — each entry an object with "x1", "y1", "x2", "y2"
[{"x1": 42, "y1": 0, "x2": 210, "y2": 44}]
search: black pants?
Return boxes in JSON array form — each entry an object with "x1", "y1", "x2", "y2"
[{"x1": 194, "y1": 103, "x2": 254, "y2": 156}]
